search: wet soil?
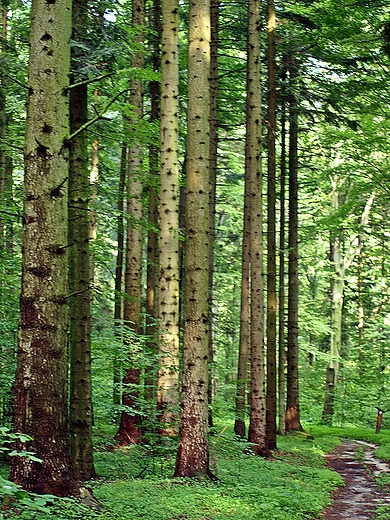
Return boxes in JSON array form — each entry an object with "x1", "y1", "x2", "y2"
[{"x1": 322, "y1": 440, "x2": 390, "y2": 519}]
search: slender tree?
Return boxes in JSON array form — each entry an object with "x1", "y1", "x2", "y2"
[
  {"x1": 113, "y1": 144, "x2": 127, "y2": 408},
  {"x1": 234, "y1": 175, "x2": 250, "y2": 438},
  {"x1": 174, "y1": 0, "x2": 212, "y2": 477},
  {"x1": 277, "y1": 60, "x2": 287, "y2": 435},
  {"x1": 285, "y1": 57, "x2": 303, "y2": 432},
  {"x1": 157, "y1": 0, "x2": 180, "y2": 434},
  {"x1": 115, "y1": 0, "x2": 145, "y2": 445},
  {"x1": 207, "y1": 0, "x2": 219, "y2": 428},
  {"x1": 266, "y1": 0, "x2": 277, "y2": 450},
  {"x1": 11, "y1": 0, "x2": 78, "y2": 495},
  {"x1": 68, "y1": 0, "x2": 95, "y2": 481},
  {"x1": 145, "y1": 0, "x2": 161, "y2": 404},
  {"x1": 246, "y1": 0, "x2": 268, "y2": 456}
]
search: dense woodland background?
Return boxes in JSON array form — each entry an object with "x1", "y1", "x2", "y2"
[{"x1": 1, "y1": 0, "x2": 390, "y2": 511}]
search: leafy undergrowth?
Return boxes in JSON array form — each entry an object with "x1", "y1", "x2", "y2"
[{"x1": 1, "y1": 424, "x2": 346, "y2": 520}]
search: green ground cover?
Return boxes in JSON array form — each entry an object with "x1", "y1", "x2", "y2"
[
  {"x1": 0, "y1": 423, "x2": 346, "y2": 520},
  {"x1": 4, "y1": 424, "x2": 390, "y2": 520}
]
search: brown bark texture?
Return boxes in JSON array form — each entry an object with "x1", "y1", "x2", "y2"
[
  {"x1": 266, "y1": 0, "x2": 277, "y2": 451},
  {"x1": 246, "y1": 0, "x2": 268, "y2": 457},
  {"x1": 10, "y1": 0, "x2": 79, "y2": 496},
  {"x1": 286, "y1": 58, "x2": 303, "y2": 432},
  {"x1": 115, "y1": 0, "x2": 145, "y2": 445},
  {"x1": 174, "y1": 0, "x2": 211, "y2": 478}
]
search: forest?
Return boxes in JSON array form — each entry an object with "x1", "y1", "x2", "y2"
[{"x1": 1, "y1": 0, "x2": 390, "y2": 518}]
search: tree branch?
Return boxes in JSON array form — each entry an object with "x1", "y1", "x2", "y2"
[
  {"x1": 67, "y1": 89, "x2": 128, "y2": 141},
  {"x1": 67, "y1": 71, "x2": 116, "y2": 90}
]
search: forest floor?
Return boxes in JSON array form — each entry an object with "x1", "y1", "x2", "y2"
[{"x1": 322, "y1": 440, "x2": 390, "y2": 519}]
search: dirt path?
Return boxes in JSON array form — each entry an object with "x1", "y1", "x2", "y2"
[{"x1": 322, "y1": 440, "x2": 390, "y2": 519}]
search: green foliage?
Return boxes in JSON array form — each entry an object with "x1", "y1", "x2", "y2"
[{"x1": 0, "y1": 428, "x2": 57, "y2": 515}]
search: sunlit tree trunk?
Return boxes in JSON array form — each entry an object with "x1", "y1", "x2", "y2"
[
  {"x1": 11, "y1": 0, "x2": 79, "y2": 495},
  {"x1": 115, "y1": 0, "x2": 145, "y2": 446},
  {"x1": 246, "y1": 0, "x2": 268, "y2": 457},
  {"x1": 174, "y1": 0, "x2": 211, "y2": 477},
  {"x1": 285, "y1": 58, "x2": 303, "y2": 432},
  {"x1": 157, "y1": 0, "x2": 180, "y2": 434},
  {"x1": 266, "y1": 0, "x2": 277, "y2": 451}
]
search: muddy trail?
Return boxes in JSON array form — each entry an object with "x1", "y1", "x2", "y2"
[{"x1": 322, "y1": 440, "x2": 390, "y2": 519}]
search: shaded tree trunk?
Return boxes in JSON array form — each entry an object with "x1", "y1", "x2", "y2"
[
  {"x1": 145, "y1": 0, "x2": 161, "y2": 405},
  {"x1": 246, "y1": 0, "x2": 268, "y2": 457},
  {"x1": 285, "y1": 58, "x2": 303, "y2": 432},
  {"x1": 115, "y1": 0, "x2": 145, "y2": 446},
  {"x1": 266, "y1": 0, "x2": 277, "y2": 451},
  {"x1": 68, "y1": 0, "x2": 95, "y2": 482},
  {"x1": 113, "y1": 144, "x2": 127, "y2": 407},
  {"x1": 234, "y1": 175, "x2": 250, "y2": 438},
  {"x1": 207, "y1": 0, "x2": 219, "y2": 429},
  {"x1": 277, "y1": 63, "x2": 287, "y2": 435},
  {"x1": 174, "y1": 0, "x2": 211, "y2": 477}
]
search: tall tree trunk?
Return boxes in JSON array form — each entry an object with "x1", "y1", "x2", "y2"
[
  {"x1": 11, "y1": 0, "x2": 79, "y2": 495},
  {"x1": 246, "y1": 0, "x2": 268, "y2": 457},
  {"x1": 113, "y1": 144, "x2": 127, "y2": 407},
  {"x1": 145, "y1": 0, "x2": 161, "y2": 405},
  {"x1": 157, "y1": 0, "x2": 180, "y2": 434},
  {"x1": 0, "y1": 4, "x2": 9, "y2": 249},
  {"x1": 285, "y1": 58, "x2": 303, "y2": 432},
  {"x1": 266, "y1": 0, "x2": 277, "y2": 451},
  {"x1": 234, "y1": 175, "x2": 250, "y2": 438},
  {"x1": 277, "y1": 63, "x2": 287, "y2": 435},
  {"x1": 115, "y1": 0, "x2": 145, "y2": 446},
  {"x1": 68, "y1": 0, "x2": 95, "y2": 481},
  {"x1": 174, "y1": 0, "x2": 211, "y2": 477},
  {"x1": 207, "y1": 0, "x2": 219, "y2": 429}
]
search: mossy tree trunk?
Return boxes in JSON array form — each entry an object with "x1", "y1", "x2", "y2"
[{"x1": 174, "y1": 0, "x2": 211, "y2": 478}]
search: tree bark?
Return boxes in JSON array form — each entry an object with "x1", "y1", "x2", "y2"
[
  {"x1": 11, "y1": 0, "x2": 78, "y2": 495},
  {"x1": 234, "y1": 175, "x2": 250, "y2": 438},
  {"x1": 115, "y1": 0, "x2": 145, "y2": 445},
  {"x1": 68, "y1": 0, "x2": 95, "y2": 482},
  {"x1": 113, "y1": 144, "x2": 127, "y2": 408},
  {"x1": 145, "y1": 0, "x2": 161, "y2": 406},
  {"x1": 207, "y1": 0, "x2": 219, "y2": 429},
  {"x1": 174, "y1": 0, "x2": 211, "y2": 477},
  {"x1": 266, "y1": 0, "x2": 277, "y2": 451},
  {"x1": 277, "y1": 62, "x2": 287, "y2": 436},
  {"x1": 285, "y1": 57, "x2": 303, "y2": 432},
  {"x1": 246, "y1": 0, "x2": 268, "y2": 457},
  {"x1": 157, "y1": 0, "x2": 180, "y2": 434}
]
